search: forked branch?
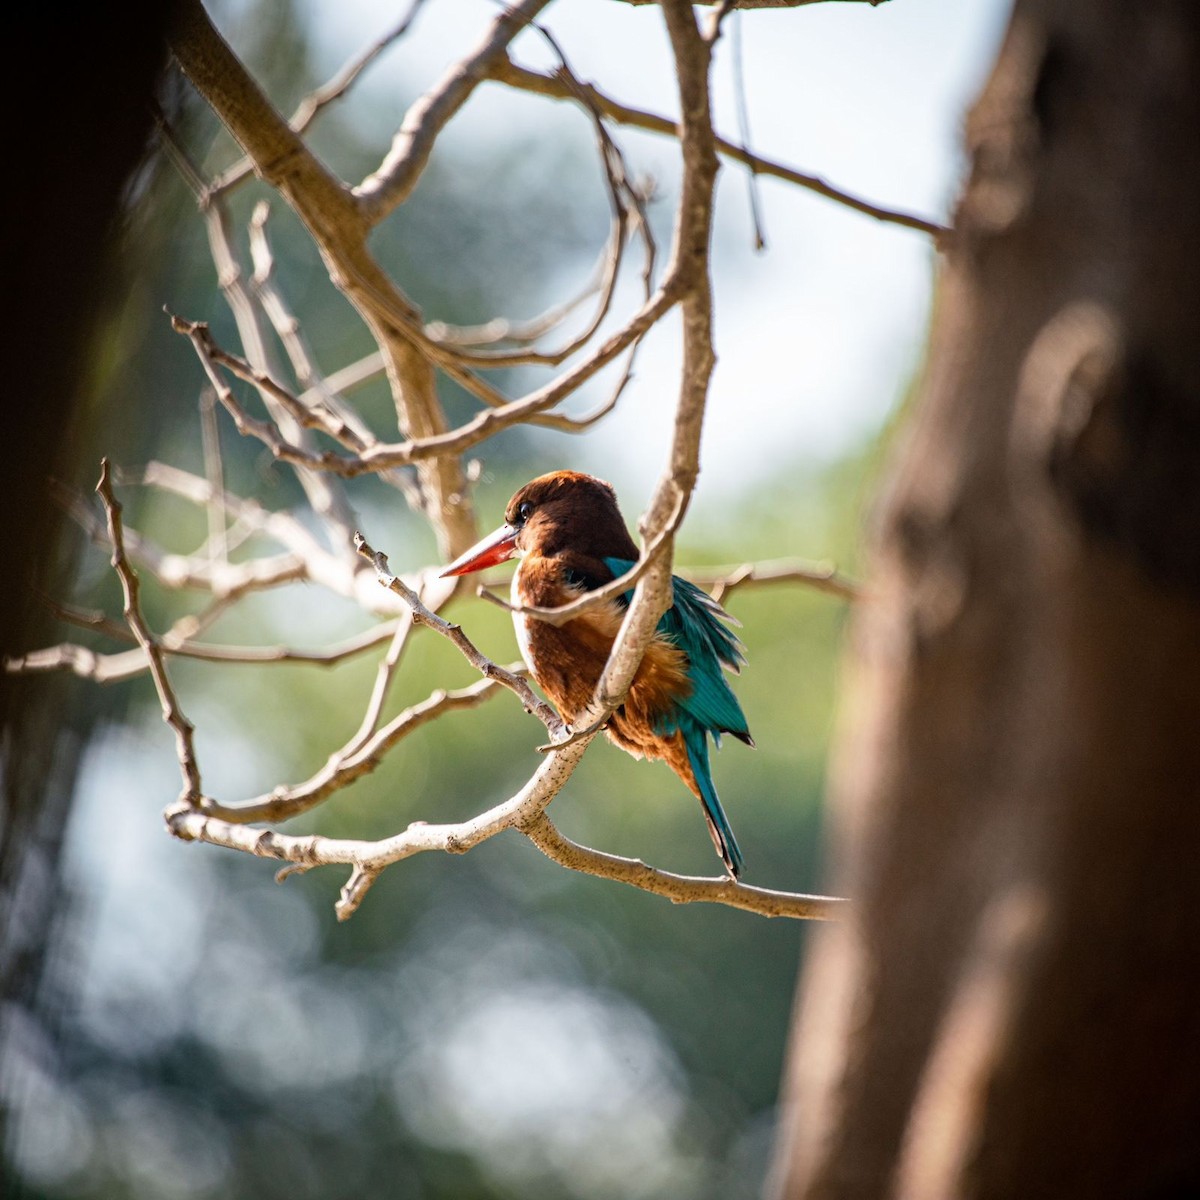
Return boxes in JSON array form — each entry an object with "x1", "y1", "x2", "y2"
[{"x1": 8, "y1": 1, "x2": 866, "y2": 924}]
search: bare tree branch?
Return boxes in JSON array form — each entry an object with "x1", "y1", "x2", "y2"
[
  {"x1": 171, "y1": 285, "x2": 679, "y2": 476},
  {"x1": 156, "y1": 107, "x2": 361, "y2": 541},
  {"x1": 119, "y1": 461, "x2": 433, "y2": 615},
  {"x1": 0, "y1": 2, "x2": 857, "y2": 925},
  {"x1": 167, "y1": 763, "x2": 846, "y2": 922},
  {"x1": 480, "y1": 551, "x2": 860, "y2": 629},
  {"x1": 353, "y1": 533, "x2": 568, "y2": 741},
  {"x1": 170, "y1": 0, "x2": 479, "y2": 559},
  {"x1": 340, "y1": 615, "x2": 415, "y2": 756},
  {"x1": 487, "y1": 56, "x2": 944, "y2": 238},
  {"x1": 54, "y1": 476, "x2": 309, "y2": 600},
  {"x1": 247, "y1": 201, "x2": 426, "y2": 510},
  {"x1": 413, "y1": 20, "x2": 658, "y2": 373},
  {"x1": 684, "y1": 557, "x2": 861, "y2": 602},
  {"x1": 525, "y1": 814, "x2": 845, "y2": 918},
  {"x1": 5, "y1": 613, "x2": 406, "y2": 684},
  {"x1": 167, "y1": 727, "x2": 598, "y2": 920},
  {"x1": 592, "y1": 0, "x2": 724, "y2": 717},
  {"x1": 427, "y1": 264, "x2": 603, "y2": 348},
  {"x1": 317, "y1": 349, "x2": 386, "y2": 397},
  {"x1": 193, "y1": 674, "x2": 517, "y2": 826},
  {"x1": 96, "y1": 460, "x2": 203, "y2": 808},
  {"x1": 730, "y1": 8, "x2": 767, "y2": 248},
  {"x1": 198, "y1": 386, "x2": 228, "y2": 566},
  {"x1": 207, "y1": 0, "x2": 430, "y2": 198},
  {"x1": 172, "y1": 313, "x2": 374, "y2": 453},
  {"x1": 356, "y1": 0, "x2": 553, "y2": 223}
]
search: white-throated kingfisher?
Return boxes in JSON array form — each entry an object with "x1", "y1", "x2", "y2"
[{"x1": 441, "y1": 470, "x2": 752, "y2": 878}]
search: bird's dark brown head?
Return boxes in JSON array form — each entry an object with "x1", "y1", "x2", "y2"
[
  {"x1": 440, "y1": 470, "x2": 640, "y2": 578},
  {"x1": 505, "y1": 471, "x2": 638, "y2": 562}
]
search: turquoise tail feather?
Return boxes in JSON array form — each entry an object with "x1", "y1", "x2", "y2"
[
  {"x1": 684, "y1": 725, "x2": 744, "y2": 879},
  {"x1": 602, "y1": 556, "x2": 749, "y2": 877}
]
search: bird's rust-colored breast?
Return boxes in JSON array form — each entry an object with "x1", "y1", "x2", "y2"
[{"x1": 514, "y1": 553, "x2": 690, "y2": 756}]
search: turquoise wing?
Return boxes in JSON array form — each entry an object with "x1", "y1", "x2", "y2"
[
  {"x1": 603, "y1": 557, "x2": 750, "y2": 878},
  {"x1": 603, "y1": 557, "x2": 752, "y2": 743}
]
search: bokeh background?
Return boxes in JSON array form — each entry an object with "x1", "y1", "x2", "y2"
[{"x1": 3, "y1": 1, "x2": 1006, "y2": 1196}]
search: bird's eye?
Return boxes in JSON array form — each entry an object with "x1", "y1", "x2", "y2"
[{"x1": 516, "y1": 501, "x2": 533, "y2": 523}]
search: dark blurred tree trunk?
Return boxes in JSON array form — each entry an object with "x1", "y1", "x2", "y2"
[
  {"x1": 770, "y1": 0, "x2": 1200, "y2": 1196},
  {"x1": 1, "y1": 7, "x2": 177, "y2": 1188}
]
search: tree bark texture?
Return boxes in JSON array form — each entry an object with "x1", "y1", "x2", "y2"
[{"x1": 771, "y1": 1, "x2": 1200, "y2": 1197}]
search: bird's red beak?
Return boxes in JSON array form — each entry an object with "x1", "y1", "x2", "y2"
[{"x1": 440, "y1": 523, "x2": 520, "y2": 577}]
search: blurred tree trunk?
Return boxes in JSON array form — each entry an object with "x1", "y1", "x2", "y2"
[
  {"x1": 1, "y1": 6, "x2": 177, "y2": 1185},
  {"x1": 770, "y1": 1, "x2": 1200, "y2": 1197}
]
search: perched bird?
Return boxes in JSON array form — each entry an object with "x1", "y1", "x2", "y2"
[{"x1": 441, "y1": 470, "x2": 752, "y2": 878}]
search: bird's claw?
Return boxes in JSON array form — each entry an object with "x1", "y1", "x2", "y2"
[{"x1": 536, "y1": 711, "x2": 610, "y2": 754}]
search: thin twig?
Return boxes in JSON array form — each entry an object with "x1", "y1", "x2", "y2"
[
  {"x1": 704, "y1": 0, "x2": 741, "y2": 42},
  {"x1": 192, "y1": 674, "x2": 518, "y2": 826},
  {"x1": 198, "y1": 386, "x2": 228, "y2": 565},
  {"x1": 156, "y1": 108, "x2": 359, "y2": 542},
  {"x1": 318, "y1": 349, "x2": 386, "y2": 397},
  {"x1": 54, "y1": 476, "x2": 309, "y2": 599},
  {"x1": 417, "y1": 23, "x2": 656, "y2": 372},
  {"x1": 5, "y1": 612, "x2": 407, "y2": 684},
  {"x1": 247, "y1": 202, "x2": 426, "y2": 509},
  {"x1": 274, "y1": 235, "x2": 648, "y2": 437},
  {"x1": 116, "y1": 460, "x2": 410, "y2": 612},
  {"x1": 207, "y1": 0, "x2": 429, "y2": 198},
  {"x1": 428, "y1": 262, "x2": 603, "y2": 348},
  {"x1": 247, "y1": 203, "x2": 371, "y2": 433},
  {"x1": 684, "y1": 557, "x2": 862, "y2": 602},
  {"x1": 353, "y1": 531, "x2": 568, "y2": 741},
  {"x1": 96, "y1": 460, "x2": 204, "y2": 808},
  {"x1": 488, "y1": 55, "x2": 946, "y2": 238},
  {"x1": 525, "y1": 813, "x2": 845, "y2": 919},
  {"x1": 480, "y1": 555, "x2": 862, "y2": 619},
  {"x1": 356, "y1": 0, "x2": 553, "y2": 223},
  {"x1": 730, "y1": 11, "x2": 767, "y2": 249},
  {"x1": 341, "y1": 615, "x2": 414, "y2": 755},
  {"x1": 171, "y1": 281, "x2": 679, "y2": 476},
  {"x1": 119, "y1": 462, "x2": 326, "y2": 570}
]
